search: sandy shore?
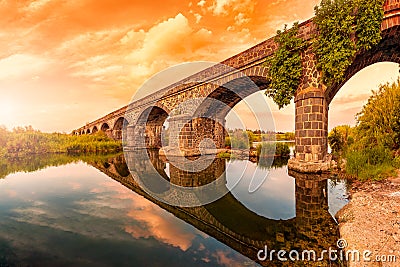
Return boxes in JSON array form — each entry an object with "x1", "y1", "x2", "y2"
[{"x1": 336, "y1": 175, "x2": 400, "y2": 266}]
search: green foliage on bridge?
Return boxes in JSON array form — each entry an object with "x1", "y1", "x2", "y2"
[
  {"x1": 329, "y1": 79, "x2": 400, "y2": 180},
  {"x1": 314, "y1": 0, "x2": 385, "y2": 86},
  {"x1": 265, "y1": 23, "x2": 307, "y2": 108},
  {"x1": 265, "y1": 0, "x2": 384, "y2": 108}
]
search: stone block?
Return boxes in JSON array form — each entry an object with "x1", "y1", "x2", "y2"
[{"x1": 288, "y1": 158, "x2": 331, "y2": 173}]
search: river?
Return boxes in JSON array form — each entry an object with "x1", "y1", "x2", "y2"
[{"x1": 0, "y1": 150, "x2": 348, "y2": 266}]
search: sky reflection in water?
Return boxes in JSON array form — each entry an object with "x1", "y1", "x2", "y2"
[
  {"x1": 0, "y1": 158, "x2": 348, "y2": 266},
  {"x1": 225, "y1": 160, "x2": 348, "y2": 220},
  {"x1": 0, "y1": 162, "x2": 256, "y2": 267}
]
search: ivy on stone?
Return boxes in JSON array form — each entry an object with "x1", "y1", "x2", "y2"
[
  {"x1": 264, "y1": 0, "x2": 384, "y2": 107},
  {"x1": 265, "y1": 23, "x2": 307, "y2": 109},
  {"x1": 355, "y1": 0, "x2": 385, "y2": 51},
  {"x1": 314, "y1": 0, "x2": 385, "y2": 86}
]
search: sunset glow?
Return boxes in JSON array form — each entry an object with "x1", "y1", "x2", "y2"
[{"x1": 0, "y1": 0, "x2": 398, "y2": 132}]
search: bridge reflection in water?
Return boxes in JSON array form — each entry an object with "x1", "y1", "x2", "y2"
[{"x1": 90, "y1": 151, "x2": 342, "y2": 266}]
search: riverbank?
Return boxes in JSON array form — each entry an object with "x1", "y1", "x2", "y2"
[
  {"x1": 336, "y1": 174, "x2": 400, "y2": 266},
  {"x1": 0, "y1": 127, "x2": 122, "y2": 158},
  {"x1": 217, "y1": 142, "x2": 292, "y2": 159}
]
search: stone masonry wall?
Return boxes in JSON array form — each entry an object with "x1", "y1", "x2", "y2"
[{"x1": 294, "y1": 88, "x2": 328, "y2": 163}]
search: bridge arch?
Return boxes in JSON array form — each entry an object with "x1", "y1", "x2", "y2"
[
  {"x1": 169, "y1": 75, "x2": 271, "y2": 154},
  {"x1": 198, "y1": 75, "x2": 270, "y2": 119},
  {"x1": 113, "y1": 117, "x2": 128, "y2": 140},
  {"x1": 86, "y1": 129, "x2": 91, "y2": 134},
  {"x1": 329, "y1": 62, "x2": 399, "y2": 128},
  {"x1": 92, "y1": 126, "x2": 98, "y2": 134},
  {"x1": 100, "y1": 123, "x2": 113, "y2": 138},
  {"x1": 290, "y1": 25, "x2": 400, "y2": 172},
  {"x1": 100, "y1": 123, "x2": 110, "y2": 132},
  {"x1": 326, "y1": 26, "x2": 400, "y2": 103},
  {"x1": 131, "y1": 105, "x2": 170, "y2": 149}
]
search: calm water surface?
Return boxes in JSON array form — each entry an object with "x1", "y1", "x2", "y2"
[{"x1": 0, "y1": 153, "x2": 348, "y2": 267}]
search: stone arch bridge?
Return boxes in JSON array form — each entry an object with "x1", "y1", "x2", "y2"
[{"x1": 73, "y1": 0, "x2": 400, "y2": 172}]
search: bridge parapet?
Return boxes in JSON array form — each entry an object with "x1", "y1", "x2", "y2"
[{"x1": 383, "y1": 0, "x2": 400, "y2": 30}]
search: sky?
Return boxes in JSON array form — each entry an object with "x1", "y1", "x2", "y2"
[{"x1": 0, "y1": 0, "x2": 398, "y2": 133}]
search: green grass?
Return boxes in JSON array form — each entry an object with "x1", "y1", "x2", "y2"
[{"x1": 345, "y1": 146, "x2": 397, "y2": 181}]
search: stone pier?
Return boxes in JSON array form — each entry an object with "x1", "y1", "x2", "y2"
[{"x1": 288, "y1": 87, "x2": 331, "y2": 173}]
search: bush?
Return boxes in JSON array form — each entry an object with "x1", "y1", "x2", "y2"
[
  {"x1": 256, "y1": 142, "x2": 290, "y2": 158},
  {"x1": 355, "y1": 79, "x2": 400, "y2": 150},
  {"x1": 225, "y1": 136, "x2": 231, "y2": 148},
  {"x1": 217, "y1": 152, "x2": 232, "y2": 159},
  {"x1": 276, "y1": 143, "x2": 290, "y2": 157},
  {"x1": 225, "y1": 129, "x2": 253, "y2": 149},
  {"x1": 393, "y1": 155, "x2": 400, "y2": 166},
  {"x1": 231, "y1": 138, "x2": 249, "y2": 149},
  {"x1": 328, "y1": 125, "x2": 354, "y2": 155},
  {"x1": 256, "y1": 142, "x2": 275, "y2": 158}
]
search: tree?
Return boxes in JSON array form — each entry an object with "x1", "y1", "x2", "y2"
[
  {"x1": 284, "y1": 132, "x2": 295, "y2": 140},
  {"x1": 328, "y1": 128, "x2": 344, "y2": 153},
  {"x1": 328, "y1": 125, "x2": 354, "y2": 154},
  {"x1": 355, "y1": 79, "x2": 400, "y2": 150}
]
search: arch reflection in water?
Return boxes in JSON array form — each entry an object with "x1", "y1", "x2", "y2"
[
  {"x1": 91, "y1": 153, "x2": 343, "y2": 266},
  {"x1": 124, "y1": 149, "x2": 230, "y2": 207}
]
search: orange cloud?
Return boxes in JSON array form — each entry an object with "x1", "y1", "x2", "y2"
[
  {"x1": 99, "y1": 180, "x2": 199, "y2": 251},
  {"x1": 125, "y1": 201, "x2": 198, "y2": 251}
]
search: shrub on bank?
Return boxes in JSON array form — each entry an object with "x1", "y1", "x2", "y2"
[{"x1": 276, "y1": 143, "x2": 291, "y2": 157}]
